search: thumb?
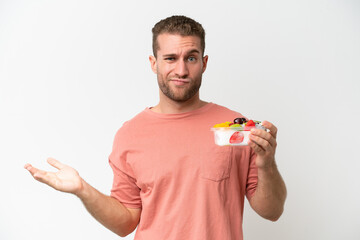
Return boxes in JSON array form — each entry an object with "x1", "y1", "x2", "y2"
[{"x1": 47, "y1": 157, "x2": 65, "y2": 170}]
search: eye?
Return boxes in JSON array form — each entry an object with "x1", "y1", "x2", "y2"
[
  {"x1": 165, "y1": 57, "x2": 175, "y2": 61},
  {"x1": 188, "y1": 56, "x2": 196, "y2": 62}
]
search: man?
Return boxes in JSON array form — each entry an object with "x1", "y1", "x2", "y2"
[{"x1": 25, "y1": 15, "x2": 286, "y2": 239}]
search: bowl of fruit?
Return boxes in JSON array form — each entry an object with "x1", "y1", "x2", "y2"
[{"x1": 211, "y1": 118, "x2": 266, "y2": 146}]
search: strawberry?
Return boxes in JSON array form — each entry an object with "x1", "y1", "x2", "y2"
[
  {"x1": 229, "y1": 131, "x2": 244, "y2": 144},
  {"x1": 246, "y1": 120, "x2": 255, "y2": 126},
  {"x1": 244, "y1": 120, "x2": 255, "y2": 131}
]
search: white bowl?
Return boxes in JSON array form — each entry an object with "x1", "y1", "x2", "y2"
[{"x1": 211, "y1": 125, "x2": 267, "y2": 146}]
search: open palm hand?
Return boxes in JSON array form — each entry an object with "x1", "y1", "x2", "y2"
[{"x1": 25, "y1": 158, "x2": 83, "y2": 194}]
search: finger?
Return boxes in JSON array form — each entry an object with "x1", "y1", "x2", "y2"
[
  {"x1": 249, "y1": 134, "x2": 273, "y2": 152},
  {"x1": 24, "y1": 164, "x2": 52, "y2": 182},
  {"x1": 248, "y1": 139, "x2": 265, "y2": 154},
  {"x1": 32, "y1": 169, "x2": 57, "y2": 187},
  {"x1": 250, "y1": 128, "x2": 277, "y2": 148},
  {"x1": 24, "y1": 163, "x2": 32, "y2": 170},
  {"x1": 47, "y1": 157, "x2": 64, "y2": 170},
  {"x1": 24, "y1": 163, "x2": 42, "y2": 177},
  {"x1": 261, "y1": 121, "x2": 277, "y2": 139}
]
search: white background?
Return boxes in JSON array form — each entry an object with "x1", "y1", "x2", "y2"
[{"x1": 1, "y1": 0, "x2": 359, "y2": 239}]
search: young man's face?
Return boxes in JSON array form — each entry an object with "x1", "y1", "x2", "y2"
[{"x1": 150, "y1": 34, "x2": 208, "y2": 102}]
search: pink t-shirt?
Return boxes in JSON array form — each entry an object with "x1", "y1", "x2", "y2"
[{"x1": 109, "y1": 103, "x2": 258, "y2": 240}]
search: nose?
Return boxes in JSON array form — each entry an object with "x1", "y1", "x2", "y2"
[{"x1": 174, "y1": 59, "x2": 189, "y2": 78}]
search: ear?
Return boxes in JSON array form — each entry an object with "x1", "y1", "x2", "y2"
[
  {"x1": 202, "y1": 55, "x2": 208, "y2": 73},
  {"x1": 149, "y1": 55, "x2": 157, "y2": 74}
]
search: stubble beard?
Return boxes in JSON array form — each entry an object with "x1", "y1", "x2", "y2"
[{"x1": 158, "y1": 76, "x2": 202, "y2": 102}]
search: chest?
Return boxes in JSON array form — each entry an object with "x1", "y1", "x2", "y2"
[
  {"x1": 123, "y1": 121, "x2": 251, "y2": 192},
  {"x1": 124, "y1": 124, "x2": 215, "y2": 188}
]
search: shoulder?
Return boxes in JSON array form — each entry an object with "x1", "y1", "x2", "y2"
[
  {"x1": 211, "y1": 103, "x2": 240, "y2": 113},
  {"x1": 112, "y1": 109, "x2": 150, "y2": 141},
  {"x1": 200, "y1": 103, "x2": 247, "y2": 128},
  {"x1": 209, "y1": 103, "x2": 246, "y2": 118}
]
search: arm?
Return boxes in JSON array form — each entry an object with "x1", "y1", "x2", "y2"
[
  {"x1": 24, "y1": 158, "x2": 141, "y2": 237},
  {"x1": 248, "y1": 121, "x2": 287, "y2": 221}
]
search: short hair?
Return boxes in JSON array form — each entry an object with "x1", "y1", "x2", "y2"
[{"x1": 152, "y1": 15, "x2": 206, "y2": 57}]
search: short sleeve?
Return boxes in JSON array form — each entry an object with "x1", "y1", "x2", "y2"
[
  {"x1": 245, "y1": 149, "x2": 258, "y2": 200},
  {"x1": 109, "y1": 127, "x2": 142, "y2": 208}
]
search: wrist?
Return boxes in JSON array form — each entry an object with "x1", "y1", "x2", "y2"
[
  {"x1": 257, "y1": 161, "x2": 277, "y2": 174},
  {"x1": 75, "y1": 178, "x2": 88, "y2": 200}
]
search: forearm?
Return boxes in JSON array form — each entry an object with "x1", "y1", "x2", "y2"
[
  {"x1": 250, "y1": 164, "x2": 287, "y2": 221},
  {"x1": 76, "y1": 179, "x2": 140, "y2": 237}
]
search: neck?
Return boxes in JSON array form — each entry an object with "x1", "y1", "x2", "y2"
[{"x1": 151, "y1": 91, "x2": 208, "y2": 114}]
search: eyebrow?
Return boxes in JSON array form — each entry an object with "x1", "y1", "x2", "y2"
[
  {"x1": 162, "y1": 49, "x2": 201, "y2": 58},
  {"x1": 187, "y1": 49, "x2": 201, "y2": 55}
]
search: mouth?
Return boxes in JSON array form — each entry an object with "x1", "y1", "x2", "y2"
[{"x1": 170, "y1": 79, "x2": 190, "y2": 86}]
